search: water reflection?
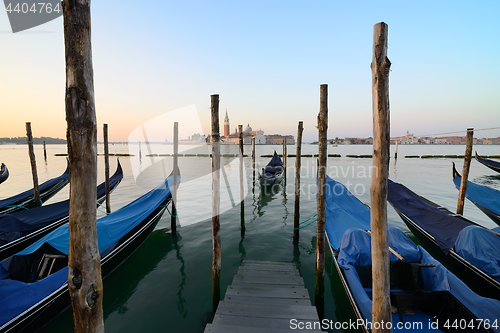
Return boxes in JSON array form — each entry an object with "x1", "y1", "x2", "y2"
[
  {"x1": 255, "y1": 183, "x2": 283, "y2": 218},
  {"x1": 281, "y1": 185, "x2": 289, "y2": 226},
  {"x1": 103, "y1": 229, "x2": 177, "y2": 318},
  {"x1": 473, "y1": 174, "x2": 500, "y2": 189}
]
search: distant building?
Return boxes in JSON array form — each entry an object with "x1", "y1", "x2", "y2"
[
  {"x1": 221, "y1": 113, "x2": 267, "y2": 144},
  {"x1": 224, "y1": 110, "x2": 230, "y2": 138},
  {"x1": 265, "y1": 134, "x2": 294, "y2": 145},
  {"x1": 400, "y1": 131, "x2": 419, "y2": 144}
]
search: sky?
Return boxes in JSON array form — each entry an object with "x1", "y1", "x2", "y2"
[{"x1": 1, "y1": 0, "x2": 499, "y2": 143}]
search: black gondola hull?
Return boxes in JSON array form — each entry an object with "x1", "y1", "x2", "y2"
[
  {"x1": 475, "y1": 152, "x2": 500, "y2": 174},
  {"x1": 0, "y1": 164, "x2": 9, "y2": 185}
]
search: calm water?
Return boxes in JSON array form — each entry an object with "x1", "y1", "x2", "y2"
[{"x1": 1, "y1": 143, "x2": 499, "y2": 333}]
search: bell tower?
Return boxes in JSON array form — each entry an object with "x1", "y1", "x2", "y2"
[{"x1": 224, "y1": 110, "x2": 230, "y2": 137}]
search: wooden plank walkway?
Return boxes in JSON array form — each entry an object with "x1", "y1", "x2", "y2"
[{"x1": 204, "y1": 260, "x2": 323, "y2": 332}]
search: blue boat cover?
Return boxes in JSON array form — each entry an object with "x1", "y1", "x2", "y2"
[
  {"x1": 455, "y1": 225, "x2": 500, "y2": 282},
  {"x1": 452, "y1": 175, "x2": 500, "y2": 222},
  {"x1": 324, "y1": 176, "x2": 371, "y2": 251},
  {"x1": 337, "y1": 226, "x2": 500, "y2": 333},
  {"x1": 387, "y1": 179, "x2": 473, "y2": 253},
  {"x1": 0, "y1": 165, "x2": 70, "y2": 211},
  {"x1": 16, "y1": 173, "x2": 176, "y2": 256},
  {"x1": 0, "y1": 173, "x2": 178, "y2": 327},
  {"x1": 0, "y1": 162, "x2": 123, "y2": 246}
]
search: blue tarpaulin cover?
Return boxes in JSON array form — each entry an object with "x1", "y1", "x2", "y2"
[
  {"x1": 387, "y1": 179, "x2": 473, "y2": 253},
  {"x1": 452, "y1": 175, "x2": 500, "y2": 223},
  {"x1": 324, "y1": 176, "x2": 371, "y2": 251},
  {"x1": 455, "y1": 225, "x2": 500, "y2": 282},
  {"x1": 0, "y1": 165, "x2": 69, "y2": 211},
  {"x1": 0, "y1": 172, "x2": 178, "y2": 327},
  {"x1": 0, "y1": 162, "x2": 123, "y2": 245},
  {"x1": 337, "y1": 227, "x2": 500, "y2": 333},
  {"x1": 324, "y1": 176, "x2": 500, "y2": 332}
]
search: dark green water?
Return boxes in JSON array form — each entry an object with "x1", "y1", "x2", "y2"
[{"x1": 2, "y1": 144, "x2": 499, "y2": 332}]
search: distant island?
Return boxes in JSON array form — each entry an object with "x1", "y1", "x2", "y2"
[{"x1": 0, "y1": 137, "x2": 66, "y2": 145}]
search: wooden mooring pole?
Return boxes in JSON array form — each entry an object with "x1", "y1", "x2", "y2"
[
  {"x1": 252, "y1": 137, "x2": 256, "y2": 182},
  {"x1": 370, "y1": 22, "x2": 392, "y2": 333},
  {"x1": 43, "y1": 140, "x2": 47, "y2": 161},
  {"x1": 283, "y1": 138, "x2": 287, "y2": 184},
  {"x1": 172, "y1": 122, "x2": 179, "y2": 233},
  {"x1": 293, "y1": 121, "x2": 304, "y2": 242},
  {"x1": 103, "y1": 124, "x2": 111, "y2": 214},
  {"x1": 394, "y1": 140, "x2": 398, "y2": 159},
  {"x1": 63, "y1": 0, "x2": 104, "y2": 331},
  {"x1": 457, "y1": 128, "x2": 474, "y2": 215},
  {"x1": 211, "y1": 94, "x2": 221, "y2": 317},
  {"x1": 315, "y1": 85, "x2": 328, "y2": 314},
  {"x1": 238, "y1": 125, "x2": 245, "y2": 236},
  {"x1": 26, "y1": 122, "x2": 41, "y2": 207}
]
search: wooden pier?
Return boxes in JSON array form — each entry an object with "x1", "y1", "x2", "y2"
[{"x1": 204, "y1": 260, "x2": 322, "y2": 332}]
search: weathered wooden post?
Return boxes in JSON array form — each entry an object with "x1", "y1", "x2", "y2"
[
  {"x1": 315, "y1": 85, "x2": 328, "y2": 313},
  {"x1": 63, "y1": 1, "x2": 104, "y2": 331},
  {"x1": 394, "y1": 140, "x2": 398, "y2": 159},
  {"x1": 211, "y1": 94, "x2": 221, "y2": 317},
  {"x1": 283, "y1": 138, "x2": 287, "y2": 184},
  {"x1": 139, "y1": 141, "x2": 142, "y2": 161},
  {"x1": 43, "y1": 140, "x2": 47, "y2": 161},
  {"x1": 172, "y1": 122, "x2": 179, "y2": 233},
  {"x1": 293, "y1": 121, "x2": 304, "y2": 242},
  {"x1": 370, "y1": 22, "x2": 392, "y2": 333},
  {"x1": 457, "y1": 128, "x2": 474, "y2": 215},
  {"x1": 252, "y1": 137, "x2": 256, "y2": 182},
  {"x1": 238, "y1": 125, "x2": 245, "y2": 235},
  {"x1": 103, "y1": 124, "x2": 110, "y2": 214},
  {"x1": 25, "y1": 122, "x2": 41, "y2": 207}
]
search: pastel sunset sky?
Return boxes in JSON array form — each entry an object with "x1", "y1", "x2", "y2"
[{"x1": 1, "y1": 0, "x2": 499, "y2": 142}]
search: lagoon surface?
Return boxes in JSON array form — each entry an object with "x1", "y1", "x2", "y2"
[{"x1": 1, "y1": 143, "x2": 499, "y2": 332}]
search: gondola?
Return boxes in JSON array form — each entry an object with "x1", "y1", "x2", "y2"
[
  {"x1": 0, "y1": 168, "x2": 180, "y2": 333},
  {"x1": 387, "y1": 179, "x2": 500, "y2": 301},
  {"x1": 452, "y1": 162, "x2": 500, "y2": 226},
  {"x1": 0, "y1": 163, "x2": 70, "y2": 214},
  {"x1": 325, "y1": 176, "x2": 500, "y2": 333},
  {"x1": 0, "y1": 161, "x2": 123, "y2": 261},
  {"x1": 0, "y1": 164, "x2": 8, "y2": 185},
  {"x1": 475, "y1": 152, "x2": 500, "y2": 174},
  {"x1": 258, "y1": 151, "x2": 284, "y2": 187}
]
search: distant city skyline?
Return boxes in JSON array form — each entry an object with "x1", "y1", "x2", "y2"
[{"x1": 1, "y1": 1, "x2": 499, "y2": 143}]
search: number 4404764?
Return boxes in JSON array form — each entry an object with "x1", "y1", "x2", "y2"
[
  {"x1": 6, "y1": 2, "x2": 61, "y2": 14},
  {"x1": 444, "y1": 319, "x2": 498, "y2": 330}
]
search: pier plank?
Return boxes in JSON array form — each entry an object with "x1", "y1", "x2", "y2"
[
  {"x1": 225, "y1": 285, "x2": 309, "y2": 299},
  {"x1": 216, "y1": 301, "x2": 319, "y2": 320},
  {"x1": 232, "y1": 274, "x2": 304, "y2": 286},
  {"x1": 204, "y1": 323, "x2": 323, "y2": 333},
  {"x1": 211, "y1": 315, "x2": 323, "y2": 331},
  {"x1": 205, "y1": 261, "x2": 320, "y2": 332},
  {"x1": 223, "y1": 295, "x2": 311, "y2": 306}
]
